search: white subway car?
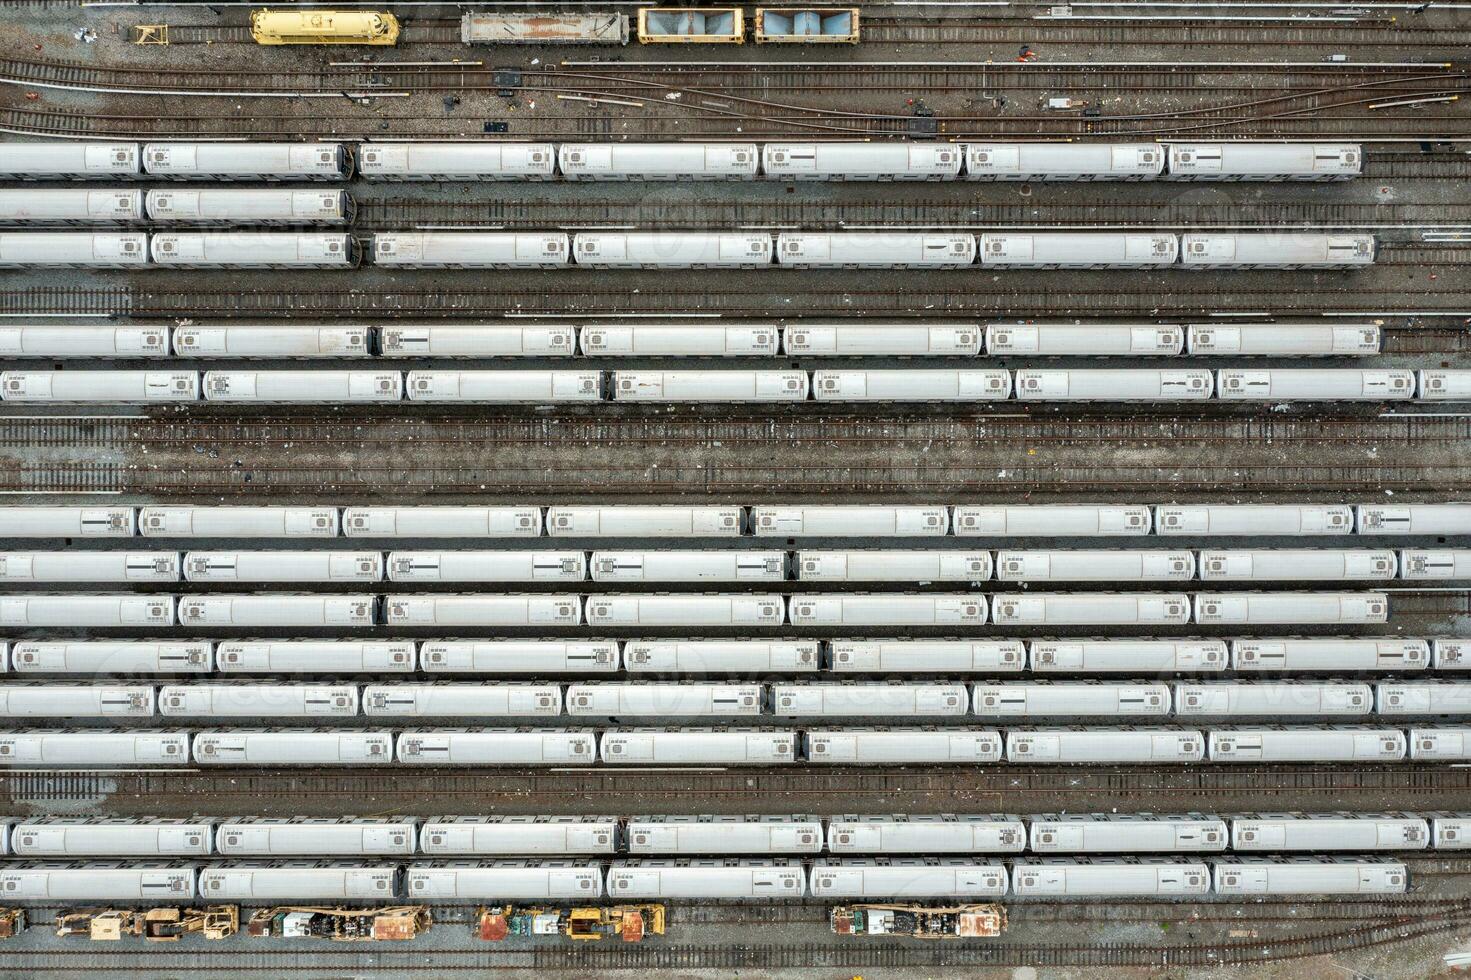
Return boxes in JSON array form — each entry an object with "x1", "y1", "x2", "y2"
[
  {"x1": 384, "y1": 594, "x2": 581, "y2": 626},
  {"x1": 0, "y1": 142, "x2": 140, "y2": 180},
  {"x1": 1377, "y1": 683, "x2": 1471, "y2": 716},
  {"x1": 1230, "y1": 813, "x2": 1427, "y2": 852},
  {"x1": 0, "y1": 188, "x2": 143, "y2": 223},
  {"x1": 754, "y1": 505, "x2": 948, "y2": 537},
  {"x1": 584, "y1": 594, "x2": 783, "y2": 627},
  {"x1": 0, "y1": 730, "x2": 189, "y2": 767},
  {"x1": 1005, "y1": 728, "x2": 1205, "y2": 764},
  {"x1": 826, "y1": 815, "x2": 1026, "y2": 854},
  {"x1": 12, "y1": 817, "x2": 214, "y2": 857},
  {"x1": 344, "y1": 506, "x2": 541, "y2": 538},
  {"x1": 1028, "y1": 813, "x2": 1227, "y2": 853},
  {"x1": 572, "y1": 232, "x2": 773, "y2": 268},
  {"x1": 1174, "y1": 682, "x2": 1373, "y2": 717},
  {"x1": 172, "y1": 325, "x2": 370, "y2": 358},
  {"x1": 178, "y1": 595, "x2": 375, "y2": 627},
  {"x1": 215, "y1": 640, "x2": 414, "y2": 674},
  {"x1": 0, "y1": 861, "x2": 196, "y2": 901},
  {"x1": 0, "y1": 506, "x2": 134, "y2": 538},
  {"x1": 590, "y1": 551, "x2": 785, "y2": 584},
  {"x1": 1167, "y1": 143, "x2": 1361, "y2": 181},
  {"x1": 395, "y1": 729, "x2": 596, "y2": 765},
  {"x1": 953, "y1": 505, "x2": 1150, "y2": 537},
  {"x1": 419, "y1": 640, "x2": 618, "y2": 674},
  {"x1": 380, "y1": 325, "x2": 574, "y2": 357},
  {"x1": 789, "y1": 594, "x2": 985, "y2": 626},
  {"x1": 995, "y1": 550, "x2": 1193, "y2": 583},
  {"x1": 183, "y1": 551, "x2": 384, "y2": 583},
  {"x1": 199, "y1": 862, "x2": 398, "y2": 901},
  {"x1": 580, "y1": 324, "x2": 778, "y2": 356},
  {"x1": 1434, "y1": 640, "x2": 1471, "y2": 670},
  {"x1": 140, "y1": 506, "x2": 340, "y2": 538},
  {"x1": 762, "y1": 142, "x2": 960, "y2": 180},
  {"x1": 1154, "y1": 504, "x2": 1354, "y2": 536},
  {"x1": 599, "y1": 729, "x2": 796, "y2": 765},
  {"x1": 1212, "y1": 857, "x2": 1406, "y2": 896},
  {"x1": 559, "y1": 142, "x2": 758, "y2": 179},
  {"x1": 1400, "y1": 550, "x2": 1471, "y2": 580},
  {"x1": 1028, "y1": 640, "x2": 1227, "y2": 673},
  {"x1": 612, "y1": 370, "x2": 807, "y2": 402},
  {"x1": 979, "y1": 233, "x2": 1178, "y2": 268},
  {"x1": 144, "y1": 188, "x2": 351, "y2": 224},
  {"x1": 1231, "y1": 638, "x2": 1429, "y2": 673},
  {"x1": 1357, "y1": 504, "x2": 1471, "y2": 536},
  {"x1": 623, "y1": 640, "x2": 819, "y2": 673},
  {"x1": 965, "y1": 142, "x2": 1164, "y2": 180},
  {"x1": 1197, "y1": 549, "x2": 1396, "y2": 581},
  {"x1": 627, "y1": 816, "x2": 821, "y2": 855},
  {"x1": 363, "y1": 684, "x2": 562, "y2": 718},
  {"x1": 804, "y1": 728, "x2": 1002, "y2": 764},
  {"x1": 1217, "y1": 369, "x2": 1414, "y2": 401},
  {"x1": 784, "y1": 323, "x2": 980, "y2": 356},
  {"x1": 0, "y1": 551, "x2": 180, "y2": 583},
  {"x1": 1208, "y1": 726, "x2": 1406, "y2": 762},
  {"x1": 985, "y1": 322, "x2": 1182, "y2": 356},
  {"x1": 0, "y1": 594, "x2": 174, "y2": 628},
  {"x1": 159, "y1": 684, "x2": 359, "y2": 718},
  {"x1": 1013, "y1": 369, "x2": 1212, "y2": 401},
  {"x1": 973, "y1": 683, "x2": 1171, "y2": 718},
  {"x1": 0, "y1": 685, "x2": 154, "y2": 718},
  {"x1": 1180, "y1": 233, "x2": 1374, "y2": 268},
  {"x1": 547, "y1": 506, "x2": 743, "y2": 538},
  {"x1": 192, "y1": 729, "x2": 393, "y2": 765},
  {"x1": 151, "y1": 233, "x2": 357, "y2": 268},
  {"x1": 776, "y1": 232, "x2": 977, "y2": 268},
  {"x1": 1410, "y1": 728, "x2": 1471, "y2": 760},
  {"x1": 828, "y1": 640, "x2": 1025, "y2": 674},
  {"x1": 408, "y1": 860, "x2": 603, "y2": 900},
  {"x1": 1011, "y1": 858, "x2": 1209, "y2": 896},
  {"x1": 1192, "y1": 593, "x2": 1388, "y2": 625},
  {"x1": 809, "y1": 858, "x2": 1008, "y2": 898},
  {"x1": 373, "y1": 232, "x2": 569, "y2": 269},
  {"x1": 0, "y1": 232, "x2": 148, "y2": 267},
  {"x1": 772, "y1": 684, "x2": 969, "y2": 717},
  {"x1": 216, "y1": 817, "x2": 417, "y2": 856},
  {"x1": 2, "y1": 370, "x2": 198, "y2": 402},
  {"x1": 359, "y1": 142, "x2": 555, "y2": 180},
  {"x1": 141, "y1": 142, "x2": 351, "y2": 180},
  {"x1": 990, "y1": 594, "x2": 1190, "y2": 626},
  {"x1": 1185, "y1": 323, "x2": 1380, "y2": 356},
  {"x1": 566, "y1": 683, "x2": 763, "y2": 717},
  {"x1": 10, "y1": 640, "x2": 211, "y2": 675},
  {"x1": 0, "y1": 325, "x2": 166, "y2": 359},
  {"x1": 797, "y1": 550, "x2": 991, "y2": 583},
  {"x1": 1418, "y1": 370, "x2": 1471, "y2": 402},
  {"x1": 608, "y1": 859, "x2": 805, "y2": 898},
  {"x1": 812, "y1": 369, "x2": 1010, "y2": 401},
  {"x1": 389, "y1": 551, "x2": 587, "y2": 583},
  {"x1": 203, "y1": 370, "x2": 402, "y2": 402},
  {"x1": 419, "y1": 816, "x2": 617, "y2": 856}
]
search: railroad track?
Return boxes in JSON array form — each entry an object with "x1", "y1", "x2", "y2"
[
  {"x1": 3, "y1": 414, "x2": 1465, "y2": 451},
  {"x1": 5, "y1": 102, "x2": 1468, "y2": 141},
  {"x1": 3, "y1": 60, "x2": 1468, "y2": 139},
  {"x1": 8, "y1": 276, "x2": 1471, "y2": 319},
  {"x1": 10, "y1": 765, "x2": 1471, "y2": 811},
  {"x1": 2, "y1": 411, "x2": 1468, "y2": 496},
  {"x1": 153, "y1": 14, "x2": 1471, "y2": 50},
  {"x1": 351, "y1": 197, "x2": 1471, "y2": 232}
]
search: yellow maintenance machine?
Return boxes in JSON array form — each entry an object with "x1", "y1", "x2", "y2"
[
  {"x1": 476, "y1": 904, "x2": 667, "y2": 943},
  {"x1": 54, "y1": 906, "x2": 238, "y2": 941},
  {"x1": 250, "y1": 9, "x2": 401, "y2": 45}
]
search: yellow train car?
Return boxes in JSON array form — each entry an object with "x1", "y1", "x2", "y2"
[
  {"x1": 637, "y1": 8, "x2": 744, "y2": 43},
  {"x1": 755, "y1": 8, "x2": 859, "y2": 43},
  {"x1": 250, "y1": 9, "x2": 401, "y2": 46}
]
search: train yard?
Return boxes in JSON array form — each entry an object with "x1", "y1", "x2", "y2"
[{"x1": 3, "y1": 2, "x2": 1471, "y2": 978}]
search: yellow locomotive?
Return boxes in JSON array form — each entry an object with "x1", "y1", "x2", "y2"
[{"x1": 250, "y1": 9, "x2": 400, "y2": 46}]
